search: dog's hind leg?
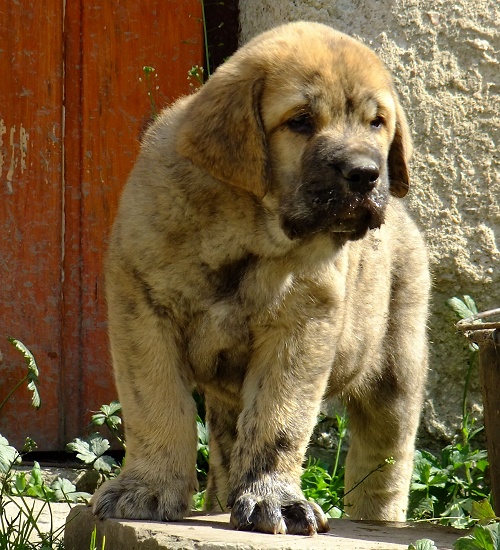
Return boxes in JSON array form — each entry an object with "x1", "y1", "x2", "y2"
[
  {"x1": 343, "y1": 237, "x2": 429, "y2": 521},
  {"x1": 203, "y1": 394, "x2": 241, "y2": 512}
]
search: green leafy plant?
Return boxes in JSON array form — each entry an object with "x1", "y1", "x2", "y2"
[
  {"x1": 187, "y1": 65, "x2": 205, "y2": 87},
  {"x1": 192, "y1": 413, "x2": 209, "y2": 511},
  {"x1": 409, "y1": 445, "x2": 489, "y2": 527},
  {"x1": 67, "y1": 434, "x2": 119, "y2": 477},
  {"x1": 416, "y1": 499, "x2": 500, "y2": 549},
  {"x1": 0, "y1": 435, "x2": 21, "y2": 475},
  {"x1": 90, "y1": 401, "x2": 125, "y2": 450},
  {"x1": 0, "y1": 338, "x2": 41, "y2": 414},
  {"x1": 196, "y1": 415, "x2": 209, "y2": 475},
  {"x1": 141, "y1": 65, "x2": 159, "y2": 119},
  {"x1": 408, "y1": 296, "x2": 493, "y2": 528},
  {"x1": 455, "y1": 522, "x2": 500, "y2": 550},
  {"x1": 447, "y1": 295, "x2": 482, "y2": 443},
  {"x1": 188, "y1": 0, "x2": 210, "y2": 86},
  {"x1": 301, "y1": 458, "x2": 344, "y2": 518},
  {"x1": 7, "y1": 461, "x2": 89, "y2": 504},
  {"x1": 302, "y1": 411, "x2": 348, "y2": 517},
  {"x1": 0, "y1": 495, "x2": 66, "y2": 550},
  {"x1": 408, "y1": 540, "x2": 438, "y2": 550},
  {"x1": 89, "y1": 525, "x2": 106, "y2": 550},
  {"x1": 66, "y1": 402, "x2": 124, "y2": 483},
  {"x1": 0, "y1": 338, "x2": 86, "y2": 549},
  {"x1": 447, "y1": 295, "x2": 480, "y2": 323}
]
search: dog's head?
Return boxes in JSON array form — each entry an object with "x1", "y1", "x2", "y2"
[{"x1": 177, "y1": 22, "x2": 412, "y2": 242}]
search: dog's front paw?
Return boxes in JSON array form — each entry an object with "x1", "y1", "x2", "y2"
[
  {"x1": 91, "y1": 474, "x2": 191, "y2": 521},
  {"x1": 230, "y1": 493, "x2": 329, "y2": 535}
]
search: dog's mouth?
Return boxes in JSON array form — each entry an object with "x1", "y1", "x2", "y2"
[
  {"x1": 279, "y1": 145, "x2": 391, "y2": 242},
  {"x1": 281, "y1": 191, "x2": 387, "y2": 242},
  {"x1": 278, "y1": 140, "x2": 391, "y2": 242},
  {"x1": 328, "y1": 194, "x2": 387, "y2": 239}
]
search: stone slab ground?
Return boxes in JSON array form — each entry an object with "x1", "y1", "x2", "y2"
[
  {"x1": 2, "y1": 497, "x2": 74, "y2": 543},
  {"x1": 65, "y1": 506, "x2": 464, "y2": 550}
]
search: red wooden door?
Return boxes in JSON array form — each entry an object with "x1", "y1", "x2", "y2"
[{"x1": 0, "y1": 0, "x2": 203, "y2": 451}]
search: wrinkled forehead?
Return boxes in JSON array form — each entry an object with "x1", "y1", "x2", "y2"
[{"x1": 259, "y1": 37, "x2": 395, "y2": 131}]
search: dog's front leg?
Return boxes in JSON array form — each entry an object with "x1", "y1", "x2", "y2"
[
  {"x1": 227, "y1": 321, "x2": 334, "y2": 535},
  {"x1": 90, "y1": 265, "x2": 198, "y2": 522}
]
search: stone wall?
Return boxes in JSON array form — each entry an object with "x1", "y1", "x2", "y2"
[{"x1": 239, "y1": 0, "x2": 500, "y2": 443}]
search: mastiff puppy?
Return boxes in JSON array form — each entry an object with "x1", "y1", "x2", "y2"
[{"x1": 92, "y1": 21, "x2": 430, "y2": 535}]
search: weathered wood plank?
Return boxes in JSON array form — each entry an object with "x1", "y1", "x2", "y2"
[
  {"x1": 71, "y1": 0, "x2": 204, "y2": 440},
  {"x1": 1, "y1": 0, "x2": 203, "y2": 449},
  {"x1": 0, "y1": 0, "x2": 64, "y2": 449}
]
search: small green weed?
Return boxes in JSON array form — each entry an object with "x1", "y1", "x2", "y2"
[
  {"x1": 0, "y1": 338, "x2": 88, "y2": 549},
  {"x1": 188, "y1": 1, "x2": 210, "y2": 89},
  {"x1": 192, "y1": 387, "x2": 211, "y2": 509},
  {"x1": 0, "y1": 495, "x2": 66, "y2": 550},
  {"x1": 408, "y1": 540, "x2": 438, "y2": 550},
  {"x1": 7, "y1": 460, "x2": 89, "y2": 504},
  {"x1": 89, "y1": 526, "x2": 106, "y2": 550},
  {"x1": 141, "y1": 66, "x2": 159, "y2": 119},
  {"x1": 408, "y1": 501, "x2": 499, "y2": 549},
  {"x1": 408, "y1": 296, "x2": 491, "y2": 528},
  {"x1": 187, "y1": 65, "x2": 205, "y2": 88},
  {"x1": 193, "y1": 414, "x2": 209, "y2": 510},
  {"x1": 66, "y1": 401, "x2": 124, "y2": 484},
  {"x1": 302, "y1": 411, "x2": 347, "y2": 517},
  {"x1": 91, "y1": 401, "x2": 125, "y2": 450},
  {"x1": 409, "y1": 444, "x2": 489, "y2": 527},
  {"x1": 454, "y1": 522, "x2": 500, "y2": 550},
  {"x1": 0, "y1": 338, "x2": 41, "y2": 414},
  {"x1": 301, "y1": 458, "x2": 344, "y2": 518}
]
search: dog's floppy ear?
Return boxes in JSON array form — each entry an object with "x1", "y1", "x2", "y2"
[
  {"x1": 388, "y1": 97, "x2": 413, "y2": 198},
  {"x1": 176, "y1": 68, "x2": 268, "y2": 199}
]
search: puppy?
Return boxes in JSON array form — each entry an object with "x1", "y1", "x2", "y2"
[{"x1": 91, "y1": 21, "x2": 430, "y2": 536}]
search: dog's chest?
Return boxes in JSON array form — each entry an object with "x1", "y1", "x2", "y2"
[{"x1": 186, "y1": 255, "x2": 296, "y2": 389}]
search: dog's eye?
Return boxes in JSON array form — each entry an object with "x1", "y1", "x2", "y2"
[
  {"x1": 287, "y1": 113, "x2": 314, "y2": 134},
  {"x1": 370, "y1": 116, "x2": 385, "y2": 129}
]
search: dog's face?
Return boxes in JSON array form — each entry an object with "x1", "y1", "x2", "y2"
[{"x1": 177, "y1": 22, "x2": 412, "y2": 243}]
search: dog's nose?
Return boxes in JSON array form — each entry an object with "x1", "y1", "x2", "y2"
[{"x1": 343, "y1": 162, "x2": 379, "y2": 193}]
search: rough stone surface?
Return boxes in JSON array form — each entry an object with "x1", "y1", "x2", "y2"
[
  {"x1": 64, "y1": 506, "x2": 463, "y2": 550},
  {"x1": 239, "y1": 0, "x2": 500, "y2": 444}
]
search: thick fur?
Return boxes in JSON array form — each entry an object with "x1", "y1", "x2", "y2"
[{"x1": 91, "y1": 22, "x2": 429, "y2": 535}]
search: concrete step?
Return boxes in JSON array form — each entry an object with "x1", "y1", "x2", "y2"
[{"x1": 64, "y1": 506, "x2": 464, "y2": 550}]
